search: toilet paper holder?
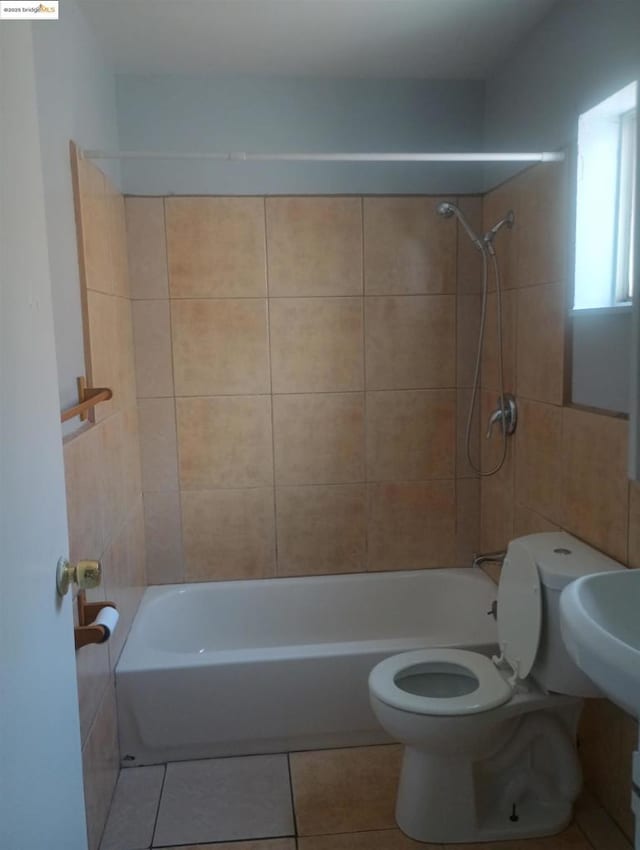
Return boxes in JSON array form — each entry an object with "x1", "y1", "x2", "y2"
[{"x1": 75, "y1": 591, "x2": 119, "y2": 651}]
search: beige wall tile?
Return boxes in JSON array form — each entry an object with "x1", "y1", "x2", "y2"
[
  {"x1": 143, "y1": 490, "x2": 184, "y2": 584},
  {"x1": 480, "y1": 392, "x2": 514, "y2": 552},
  {"x1": 290, "y1": 745, "x2": 402, "y2": 836},
  {"x1": 172, "y1": 298, "x2": 270, "y2": 396},
  {"x1": 457, "y1": 294, "x2": 481, "y2": 387},
  {"x1": 138, "y1": 397, "x2": 179, "y2": 492},
  {"x1": 517, "y1": 284, "x2": 565, "y2": 405},
  {"x1": 86, "y1": 290, "x2": 117, "y2": 420},
  {"x1": 480, "y1": 473, "x2": 514, "y2": 554},
  {"x1": 457, "y1": 196, "x2": 483, "y2": 294},
  {"x1": 270, "y1": 297, "x2": 364, "y2": 393},
  {"x1": 177, "y1": 396, "x2": 273, "y2": 489},
  {"x1": 132, "y1": 300, "x2": 174, "y2": 398},
  {"x1": 298, "y1": 831, "x2": 436, "y2": 850},
  {"x1": 481, "y1": 289, "x2": 516, "y2": 394},
  {"x1": 366, "y1": 389, "x2": 455, "y2": 481},
  {"x1": 182, "y1": 488, "x2": 276, "y2": 581},
  {"x1": 456, "y1": 477, "x2": 480, "y2": 566},
  {"x1": 483, "y1": 182, "x2": 518, "y2": 289},
  {"x1": 628, "y1": 481, "x2": 640, "y2": 568},
  {"x1": 364, "y1": 197, "x2": 455, "y2": 294},
  {"x1": 121, "y1": 404, "x2": 143, "y2": 513},
  {"x1": 273, "y1": 393, "x2": 364, "y2": 485},
  {"x1": 368, "y1": 480, "x2": 456, "y2": 570},
  {"x1": 365, "y1": 295, "x2": 455, "y2": 390},
  {"x1": 276, "y1": 484, "x2": 366, "y2": 576},
  {"x1": 580, "y1": 699, "x2": 636, "y2": 843},
  {"x1": 64, "y1": 425, "x2": 105, "y2": 563},
  {"x1": 514, "y1": 162, "x2": 567, "y2": 288},
  {"x1": 76, "y1": 156, "x2": 112, "y2": 296},
  {"x1": 457, "y1": 388, "x2": 481, "y2": 478},
  {"x1": 82, "y1": 686, "x2": 119, "y2": 850},
  {"x1": 104, "y1": 498, "x2": 145, "y2": 667},
  {"x1": 515, "y1": 399, "x2": 563, "y2": 523},
  {"x1": 99, "y1": 411, "x2": 126, "y2": 544},
  {"x1": 562, "y1": 407, "x2": 629, "y2": 563},
  {"x1": 513, "y1": 503, "x2": 560, "y2": 538},
  {"x1": 106, "y1": 181, "x2": 130, "y2": 299},
  {"x1": 166, "y1": 197, "x2": 266, "y2": 297},
  {"x1": 115, "y1": 295, "x2": 137, "y2": 410},
  {"x1": 74, "y1": 582, "x2": 111, "y2": 747},
  {"x1": 266, "y1": 197, "x2": 362, "y2": 296},
  {"x1": 576, "y1": 805, "x2": 635, "y2": 850},
  {"x1": 125, "y1": 197, "x2": 169, "y2": 299}
]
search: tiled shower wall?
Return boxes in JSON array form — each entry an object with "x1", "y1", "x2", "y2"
[
  {"x1": 64, "y1": 152, "x2": 146, "y2": 850},
  {"x1": 479, "y1": 161, "x2": 639, "y2": 840},
  {"x1": 127, "y1": 195, "x2": 483, "y2": 583}
]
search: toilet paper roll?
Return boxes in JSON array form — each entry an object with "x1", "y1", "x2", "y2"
[{"x1": 94, "y1": 605, "x2": 119, "y2": 641}]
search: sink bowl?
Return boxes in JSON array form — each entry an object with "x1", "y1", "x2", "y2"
[{"x1": 560, "y1": 568, "x2": 640, "y2": 719}]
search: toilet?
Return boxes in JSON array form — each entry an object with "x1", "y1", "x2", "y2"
[{"x1": 368, "y1": 532, "x2": 623, "y2": 844}]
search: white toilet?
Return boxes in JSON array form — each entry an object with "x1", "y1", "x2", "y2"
[{"x1": 368, "y1": 532, "x2": 623, "y2": 844}]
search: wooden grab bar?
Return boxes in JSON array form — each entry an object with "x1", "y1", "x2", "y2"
[{"x1": 60, "y1": 377, "x2": 112, "y2": 423}]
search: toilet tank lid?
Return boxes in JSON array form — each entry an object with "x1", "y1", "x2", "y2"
[{"x1": 511, "y1": 532, "x2": 624, "y2": 590}]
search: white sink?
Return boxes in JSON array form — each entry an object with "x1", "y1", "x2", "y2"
[{"x1": 560, "y1": 568, "x2": 640, "y2": 719}]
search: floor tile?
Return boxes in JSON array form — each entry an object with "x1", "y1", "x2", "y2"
[
  {"x1": 298, "y1": 828, "x2": 440, "y2": 848},
  {"x1": 101, "y1": 766, "x2": 165, "y2": 850},
  {"x1": 448, "y1": 822, "x2": 591, "y2": 848},
  {"x1": 160, "y1": 842, "x2": 295, "y2": 850},
  {"x1": 153, "y1": 755, "x2": 294, "y2": 847},
  {"x1": 290, "y1": 744, "x2": 402, "y2": 836}
]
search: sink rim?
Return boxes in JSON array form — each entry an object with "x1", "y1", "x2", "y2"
[{"x1": 560, "y1": 568, "x2": 639, "y2": 718}]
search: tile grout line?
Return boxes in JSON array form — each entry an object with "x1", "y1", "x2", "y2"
[
  {"x1": 286, "y1": 752, "x2": 300, "y2": 839},
  {"x1": 361, "y1": 196, "x2": 369, "y2": 573},
  {"x1": 148, "y1": 762, "x2": 168, "y2": 850},
  {"x1": 162, "y1": 198, "x2": 187, "y2": 585},
  {"x1": 264, "y1": 197, "x2": 280, "y2": 577}
]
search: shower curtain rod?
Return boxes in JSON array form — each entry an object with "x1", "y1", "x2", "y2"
[{"x1": 81, "y1": 149, "x2": 565, "y2": 163}]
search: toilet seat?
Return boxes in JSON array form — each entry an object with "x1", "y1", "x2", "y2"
[{"x1": 369, "y1": 648, "x2": 513, "y2": 716}]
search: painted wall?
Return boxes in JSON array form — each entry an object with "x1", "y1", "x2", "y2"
[
  {"x1": 484, "y1": 0, "x2": 639, "y2": 153},
  {"x1": 483, "y1": 0, "x2": 640, "y2": 412},
  {"x1": 115, "y1": 75, "x2": 485, "y2": 195},
  {"x1": 129, "y1": 193, "x2": 482, "y2": 583},
  {"x1": 64, "y1": 154, "x2": 145, "y2": 850},
  {"x1": 32, "y1": 1, "x2": 121, "y2": 417},
  {"x1": 479, "y1": 162, "x2": 639, "y2": 841}
]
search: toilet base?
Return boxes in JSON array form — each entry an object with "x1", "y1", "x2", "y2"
[{"x1": 395, "y1": 745, "x2": 574, "y2": 844}]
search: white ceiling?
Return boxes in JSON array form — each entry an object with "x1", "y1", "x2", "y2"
[{"x1": 80, "y1": 0, "x2": 557, "y2": 79}]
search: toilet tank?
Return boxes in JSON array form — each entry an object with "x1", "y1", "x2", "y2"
[{"x1": 515, "y1": 532, "x2": 624, "y2": 696}]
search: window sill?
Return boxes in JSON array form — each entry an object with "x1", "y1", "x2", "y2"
[{"x1": 571, "y1": 304, "x2": 632, "y2": 317}]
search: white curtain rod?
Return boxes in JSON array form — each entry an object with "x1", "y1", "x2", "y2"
[{"x1": 81, "y1": 149, "x2": 564, "y2": 163}]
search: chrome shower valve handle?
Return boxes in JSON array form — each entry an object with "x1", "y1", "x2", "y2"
[{"x1": 486, "y1": 394, "x2": 517, "y2": 439}]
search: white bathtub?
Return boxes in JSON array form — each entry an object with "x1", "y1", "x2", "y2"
[{"x1": 116, "y1": 568, "x2": 498, "y2": 766}]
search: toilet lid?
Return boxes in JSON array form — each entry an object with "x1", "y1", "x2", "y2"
[{"x1": 496, "y1": 539, "x2": 542, "y2": 680}]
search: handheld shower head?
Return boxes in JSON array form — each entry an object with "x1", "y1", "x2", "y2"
[
  {"x1": 483, "y1": 210, "x2": 515, "y2": 254},
  {"x1": 436, "y1": 201, "x2": 457, "y2": 219},
  {"x1": 435, "y1": 200, "x2": 483, "y2": 251}
]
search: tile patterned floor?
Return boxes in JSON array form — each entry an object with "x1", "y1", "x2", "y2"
[{"x1": 99, "y1": 745, "x2": 633, "y2": 850}]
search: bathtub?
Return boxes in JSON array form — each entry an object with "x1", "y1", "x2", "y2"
[{"x1": 116, "y1": 568, "x2": 498, "y2": 766}]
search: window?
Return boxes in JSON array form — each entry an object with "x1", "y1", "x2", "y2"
[
  {"x1": 615, "y1": 108, "x2": 636, "y2": 302},
  {"x1": 573, "y1": 82, "x2": 637, "y2": 310}
]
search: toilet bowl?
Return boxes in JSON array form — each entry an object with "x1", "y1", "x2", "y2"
[{"x1": 368, "y1": 532, "x2": 623, "y2": 844}]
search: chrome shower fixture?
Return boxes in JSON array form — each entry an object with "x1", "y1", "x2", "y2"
[
  {"x1": 435, "y1": 201, "x2": 484, "y2": 251},
  {"x1": 483, "y1": 210, "x2": 515, "y2": 254}
]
